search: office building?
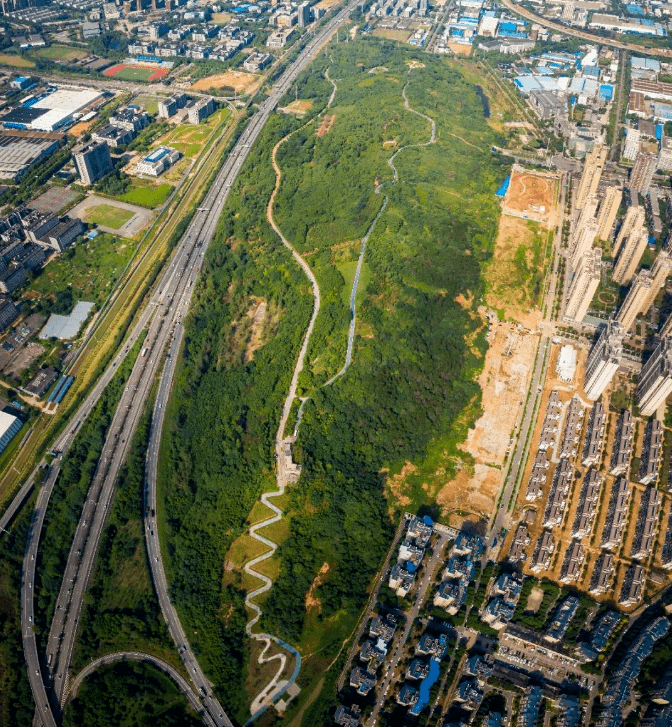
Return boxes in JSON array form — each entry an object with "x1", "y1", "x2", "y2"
[
  {"x1": 629, "y1": 150, "x2": 658, "y2": 196},
  {"x1": 612, "y1": 228, "x2": 649, "y2": 284},
  {"x1": 188, "y1": 97, "x2": 216, "y2": 124},
  {"x1": 158, "y1": 94, "x2": 187, "y2": 119},
  {"x1": 72, "y1": 140, "x2": 112, "y2": 185},
  {"x1": 614, "y1": 205, "x2": 645, "y2": 257},
  {"x1": 584, "y1": 320, "x2": 623, "y2": 400},
  {"x1": 642, "y1": 249, "x2": 672, "y2": 313},
  {"x1": 0, "y1": 411, "x2": 22, "y2": 455},
  {"x1": 565, "y1": 248, "x2": 601, "y2": 323},
  {"x1": 638, "y1": 335, "x2": 672, "y2": 416},
  {"x1": 576, "y1": 143, "x2": 606, "y2": 209},
  {"x1": 570, "y1": 219, "x2": 599, "y2": 270},
  {"x1": 616, "y1": 269, "x2": 654, "y2": 331},
  {"x1": 298, "y1": 1, "x2": 311, "y2": 26},
  {"x1": 623, "y1": 127, "x2": 641, "y2": 161},
  {"x1": 596, "y1": 186, "x2": 622, "y2": 240}
]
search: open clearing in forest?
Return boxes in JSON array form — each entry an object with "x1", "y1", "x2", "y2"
[{"x1": 316, "y1": 114, "x2": 336, "y2": 136}]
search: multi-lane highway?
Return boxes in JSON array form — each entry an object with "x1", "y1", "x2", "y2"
[{"x1": 13, "y1": 3, "x2": 362, "y2": 726}]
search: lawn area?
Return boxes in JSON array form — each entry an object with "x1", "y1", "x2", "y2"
[
  {"x1": 36, "y1": 45, "x2": 88, "y2": 62},
  {"x1": 156, "y1": 109, "x2": 230, "y2": 159},
  {"x1": 82, "y1": 204, "x2": 134, "y2": 230},
  {"x1": 0, "y1": 53, "x2": 35, "y2": 68},
  {"x1": 29, "y1": 232, "x2": 136, "y2": 305},
  {"x1": 133, "y1": 94, "x2": 162, "y2": 115},
  {"x1": 119, "y1": 184, "x2": 173, "y2": 208}
]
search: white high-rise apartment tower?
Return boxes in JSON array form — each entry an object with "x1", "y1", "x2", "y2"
[
  {"x1": 616, "y1": 269, "x2": 654, "y2": 331},
  {"x1": 575, "y1": 143, "x2": 607, "y2": 209},
  {"x1": 637, "y1": 335, "x2": 672, "y2": 416},
  {"x1": 596, "y1": 186, "x2": 622, "y2": 241},
  {"x1": 612, "y1": 228, "x2": 649, "y2": 285},
  {"x1": 614, "y1": 206, "x2": 645, "y2": 258},
  {"x1": 565, "y1": 248, "x2": 601, "y2": 323},
  {"x1": 584, "y1": 320, "x2": 624, "y2": 400}
]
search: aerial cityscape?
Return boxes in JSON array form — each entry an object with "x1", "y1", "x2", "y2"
[{"x1": 2, "y1": 0, "x2": 672, "y2": 725}]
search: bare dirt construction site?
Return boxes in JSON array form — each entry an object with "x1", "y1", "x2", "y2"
[
  {"x1": 436, "y1": 314, "x2": 539, "y2": 527},
  {"x1": 501, "y1": 167, "x2": 560, "y2": 227},
  {"x1": 448, "y1": 43, "x2": 473, "y2": 56},
  {"x1": 279, "y1": 100, "x2": 313, "y2": 117},
  {"x1": 191, "y1": 70, "x2": 261, "y2": 95}
]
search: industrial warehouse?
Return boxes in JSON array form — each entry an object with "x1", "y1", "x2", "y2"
[{"x1": 1, "y1": 85, "x2": 103, "y2": 132}]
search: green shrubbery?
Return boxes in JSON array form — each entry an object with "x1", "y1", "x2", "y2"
[{"x1": 159, "y1": 36, "x2": 504, "y2": 719}]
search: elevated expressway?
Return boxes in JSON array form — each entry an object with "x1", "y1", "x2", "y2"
[{"x1": 11, "y1": 2, "x2": 363, "y2": 726}]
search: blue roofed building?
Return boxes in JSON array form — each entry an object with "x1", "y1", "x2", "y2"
[
  {"x1": 416, "y1": 632, "x2": 449, "y2": 660},
  {"x1": 453, "y1": 531, "x2": 484, "y2": 557},
  {"x1": 349, "y1": 667, "x2": 376, "y2": 696},
  {"x1": 557, "y1": 695, "x2": 581, "y2": 727},
  {"x1": 588, "y1": 610, "x2": 621, "y2": 653},
  {"x1": 488, "y1": 713, "x2": 503, "y2": 727},
  {"x1": 0, "y1": 411, "x2": 22, "y2": 454},
  {"x1": 545, "y1": 596, "x2": 580, "y2": 644},
  {"x1": 597, "y1": 618, "x2": 670, "y2": 727},
  {"x1": 397, "y1": 683, "x2": 419, "y2": 707},
  {"x1": 407, "y1": 659, "x2": 430, "y2": 681},
  {"x1": 519, "y1": 686, "x2": 542, "y2": 727}
]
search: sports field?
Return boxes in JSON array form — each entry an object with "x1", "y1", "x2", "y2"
[
  {"x1": 82, "y1": 204, "x2": 134, "y2": 230},
  {"x1": 103, "y1": 64, "x2": 170, "y2": 82}
]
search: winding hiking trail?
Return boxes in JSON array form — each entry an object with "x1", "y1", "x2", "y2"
[{"x1": 242, "y1": 69, "x2": 437, "y2": 721}]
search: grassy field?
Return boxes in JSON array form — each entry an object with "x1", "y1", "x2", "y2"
[
  {"x1": 132, "y1": 94, "x2": 162, "y2": 115},
  {"x1": 0, "y1": 53, "x2": 35, "y2": 68},
  {"x1": 119, "y1": 183, "x2": 173, "y2": 208},
  {"x1": 157, "y1": 108, "x2": 230, "y2": 159},
  {"x1": 372, "y1": 28, "x2": 412, "y2": 42},
  {"x1": 28, "y1": 232, "x2": 136, "y2": 306},
  {"x1": 82, "y1": 204, "x2": 134, "y2": 229},
  {"x1": 36, "y1": 45, "x2": 87, "y2": 62}
]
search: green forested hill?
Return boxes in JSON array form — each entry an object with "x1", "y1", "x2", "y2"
[{"x1": 158, "y1": 36, "x2": 506, "y2": 724}]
